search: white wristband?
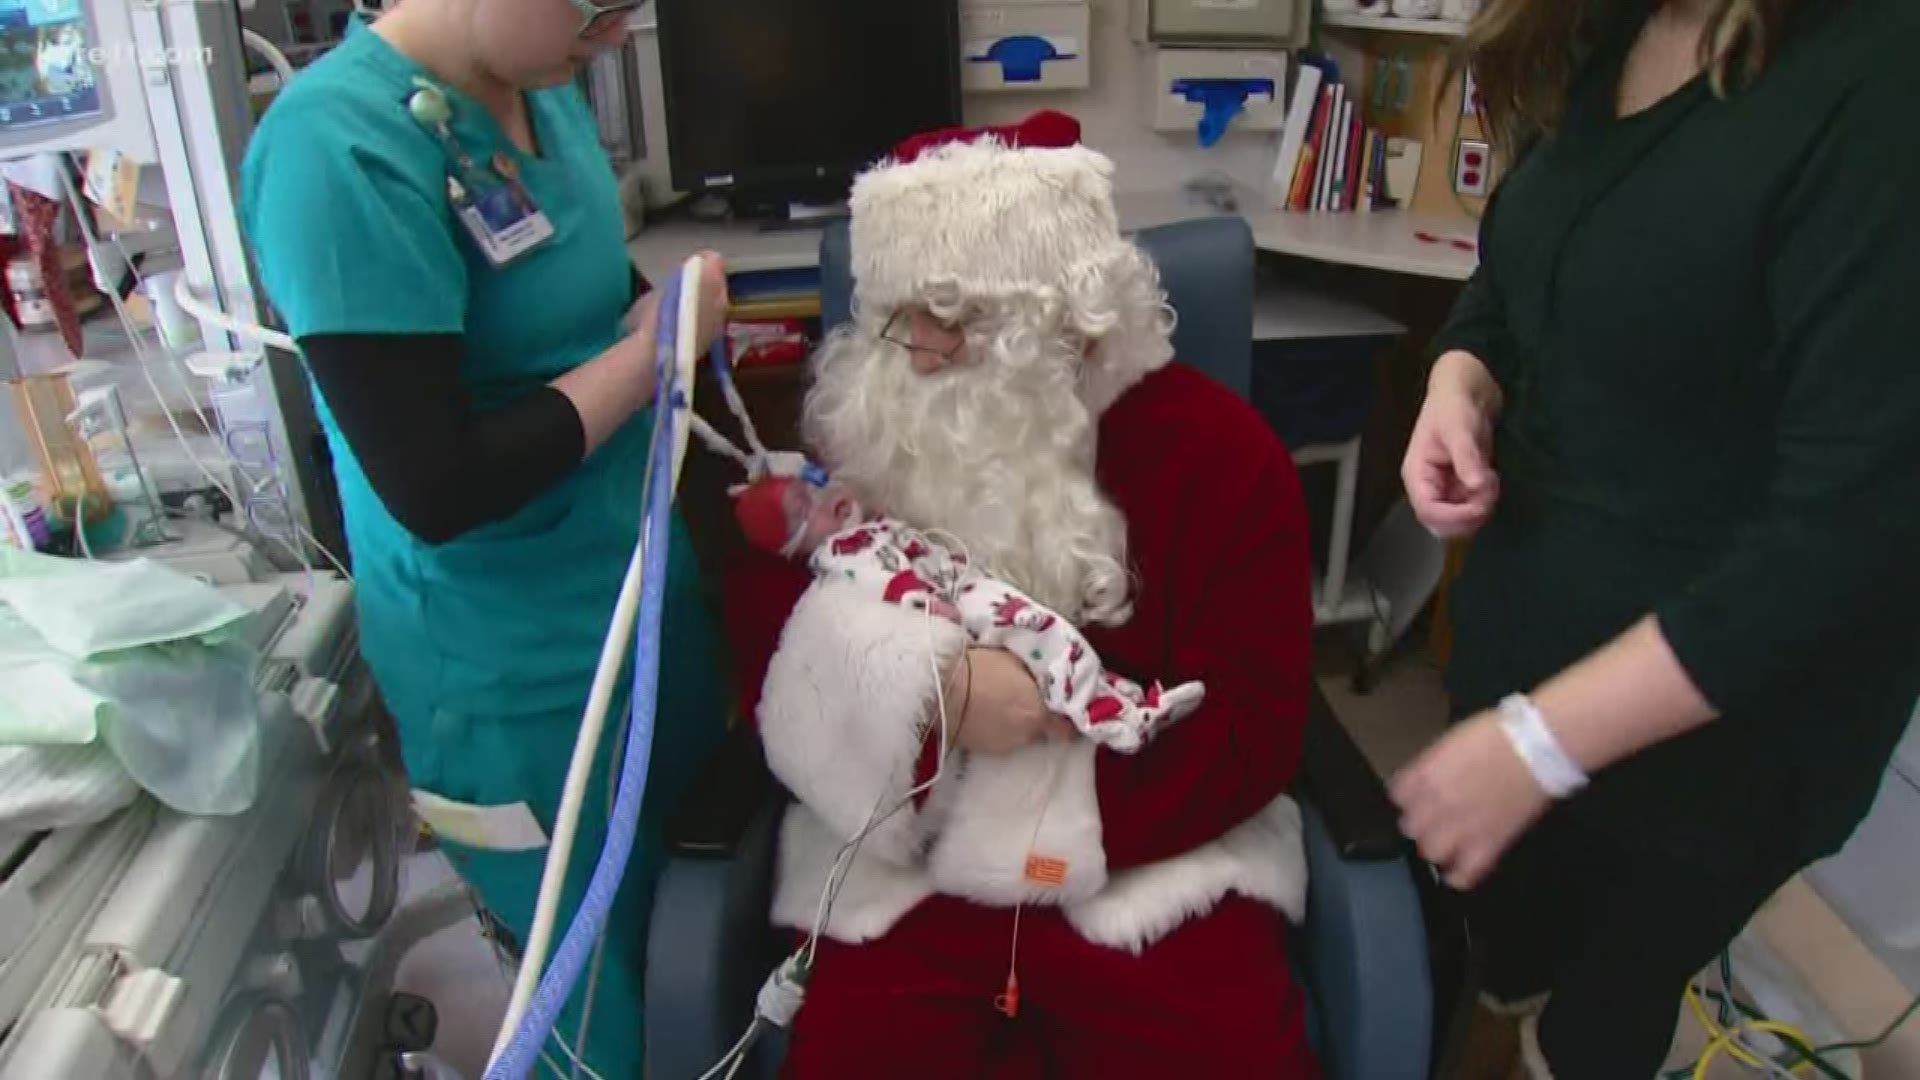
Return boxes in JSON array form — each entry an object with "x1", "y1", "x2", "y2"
[{"x1": 1497, "y1": 694, "x2": 1589, "y2": 799}]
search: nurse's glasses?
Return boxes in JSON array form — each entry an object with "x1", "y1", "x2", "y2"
[{"x1": 569, "y1": 0, "x2": 642, "y2": 39}]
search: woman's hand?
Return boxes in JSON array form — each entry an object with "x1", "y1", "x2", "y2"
[
  {"x1": 1404, "y1": 350, "x2": 1502, "y2": 539},
  {"x1": 624, "y1": 250, "x2": 730, "y2": 354},
  {"x1": 942, "y1": 647, "x2": 1074, "y2": 755},
  {"x1": 1390, "y1": 711, "x2": 1550, "y2": 891}
]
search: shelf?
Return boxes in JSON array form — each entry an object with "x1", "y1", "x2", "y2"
[{"x1": 1320, "y1": 10, "x2": 1470, "y2": 36}]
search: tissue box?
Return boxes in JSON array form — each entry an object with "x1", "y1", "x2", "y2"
[
  {"x1": 1145, "y1": 49, "x2": 1288, "y2": 142},
  {"x1": 960, "y1": 3, "x2": 1091, "y2": 92}
]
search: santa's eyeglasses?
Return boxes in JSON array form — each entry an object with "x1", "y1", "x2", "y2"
[{"x1": 878, "y1": 310, "x2": 969, "y2": 361}]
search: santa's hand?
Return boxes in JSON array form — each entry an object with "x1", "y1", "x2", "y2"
[
  {"x1": 1390, "y1": 710, "x2": 1551, "y2": 891},
  {"x1": 942, "y1": 647, "x2": 1073, "y2": 755}
]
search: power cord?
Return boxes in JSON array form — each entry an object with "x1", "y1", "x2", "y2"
[
  {"x1": 696, "y1": 596, "x2": 967, "y2": 1079},
  {"x1": 1664, "y1": 950, "x2": 1920, "y2": 1080}
]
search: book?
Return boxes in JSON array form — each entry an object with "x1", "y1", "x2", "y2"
[
  {"x1": 1290, "y1": 84, "x2": 1335, "y2": 210},
  {"x1": 1270, "y1": 63, "x2": 1324, "y2": 202},
  {"x1": 1350, "y1": 122, "x2": 1367, "y2": 210},
  {"x1": 1355, "y1": 130, "x2": 1374, "y2": 214},
  {"x1": 1315, "y1": 85, "x2": 1345, "y2": 211},
  {"x1": 1369, "y1": 130, "x2": 1389, "y2": 209},
  {"x1": 1328, "y1": 96, "x2": 1353, "y2": 212}
]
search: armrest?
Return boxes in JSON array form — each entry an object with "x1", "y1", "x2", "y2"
[
  {"x1": 666, "y1": 721, "x2": 779, "y2": 857},
  {"x1": 1296, "y1": 685, "x2": 1408, "y2": 862}
]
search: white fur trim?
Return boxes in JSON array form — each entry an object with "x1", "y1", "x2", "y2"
[
  {"x1": 850, "y1": 140, "x2": 1134, "y2": 312},
  {"x1": 758, "y1": 576, "x2": 968, "y2": 865},
  {"x1": 927, "y1": 741, "x2": 1108, "y2": 906},
  {"x1": 1519, "y1": 1013, "x2": 1555, "y2": 1080},
  {"x1": 1065, "y1": 797, "x2": 1307, "y2": 955},
  {"x1": 771, "y1": 805, "x2": 935, "y2": 943}
]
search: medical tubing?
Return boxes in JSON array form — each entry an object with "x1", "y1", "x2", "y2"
[{"x1": 486, "y1": 260, "x2": 702, "y2": 1074}]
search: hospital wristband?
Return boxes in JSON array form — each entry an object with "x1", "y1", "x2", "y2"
[{"x1": 1497, "y1": 694, "x2": 1589, "y2": 799}]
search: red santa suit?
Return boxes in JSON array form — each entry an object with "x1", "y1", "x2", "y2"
[{"x1": 721, "y1": 114, "x2": 1320, "y2": 1079}]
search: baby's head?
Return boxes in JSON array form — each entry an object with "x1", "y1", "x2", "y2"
[{"x1": 733, "y1": 469, "x2": 863, "y2": 559}]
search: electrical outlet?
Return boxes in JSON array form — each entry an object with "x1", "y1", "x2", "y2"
[{"x1": 1454, "y1": 139, "x2": 1491, "y2": 197}]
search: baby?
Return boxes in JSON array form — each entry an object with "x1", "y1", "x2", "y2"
[{"x1": 734, "y1": 468, "x2": 1204, "y2": 753}]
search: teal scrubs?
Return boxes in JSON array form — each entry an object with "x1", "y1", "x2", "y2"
[{"x1": 240, "y1": 24, "x2": 726, "y2": 1076}]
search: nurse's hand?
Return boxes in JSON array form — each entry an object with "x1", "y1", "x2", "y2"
[
  {"x1": 940, "y1": 647, "x2": 1074, "y2": 756},
  {"x1": 629, "y1": 251, "x2": 731, "y2": 355},
  {"x1": 1391, "y1": 709, "x2": 1551, "y2": 891},
  {"x1": 563, "y1": 252, "x2": 730, "y2": 453},
  {"x1": 1404, "y1": 349, "x2": 1502, "y2": 539}
]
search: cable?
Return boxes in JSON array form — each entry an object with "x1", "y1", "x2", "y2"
[
  {"x1": 241, "y1": 28, "x2": 297, "y2": 88},
  {"x1": 486, "y1": 258, "x2": 708, "y2": 1078},
  {"x1": 73, "y1": 493, "x2": 95, "y2": 559},
  {"x1": 170, "y1": 273, "x2": 298, "y2": 356},
  {"x1": 697, "y1": 574, "x2": 967, "y2": 1079},
  {"x1": 1814, "y1": 991, "x2": 1920, "y2": 1057},
  {"x1": 55, "y1": 155, "x2": 349, "y2": 584},
  {"x1": 447, "y1": 847, "x2": 608, "y2": 1080},
  {"x1": 693, "y1": 1021, "x2": 763, "y2": 1080}
]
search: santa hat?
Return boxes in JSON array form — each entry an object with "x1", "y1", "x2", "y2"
[{"x1": 849, "y1": 110, "x2": 1131, "y2": 312}]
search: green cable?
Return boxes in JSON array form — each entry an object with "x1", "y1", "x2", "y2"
[{"x1": 1814, "y1": 990, "x2": 1920, "y2": 1056}]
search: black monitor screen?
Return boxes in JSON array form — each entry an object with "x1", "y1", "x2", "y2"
[
  {"x1": 0, "y1": 0, "x2": 100, "y2": 132},
  {"x1": 657, "y1": 0, "x2": 960, "y2": 197}
]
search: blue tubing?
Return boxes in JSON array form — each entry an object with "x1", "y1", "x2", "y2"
[{"x1": 486, "y1": 275, "x2": 688, "y2": 1080}]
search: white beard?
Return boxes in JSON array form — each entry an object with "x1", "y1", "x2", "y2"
[{"x1": 803, "y1": 320, "x2": 1134, "y2": 627}]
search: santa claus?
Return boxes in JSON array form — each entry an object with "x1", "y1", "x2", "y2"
[{"x1": 723, "y1": 111, "x2": 1320, "y2": 1078}]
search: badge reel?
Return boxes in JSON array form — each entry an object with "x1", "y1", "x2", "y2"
[{"x1": 409, "y1": 80, "x2": 555, "y2": 268}]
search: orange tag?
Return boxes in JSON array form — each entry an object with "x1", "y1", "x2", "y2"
[{"x1": 1024, "y1": 854, "x2": 1069, "y2": 888}]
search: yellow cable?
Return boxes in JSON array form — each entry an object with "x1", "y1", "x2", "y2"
[{"x1": 1687, "y1": 984, "x2": 1818, "y2": 1079}]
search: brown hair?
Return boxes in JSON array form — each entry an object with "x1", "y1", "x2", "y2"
[{"x1": 1455, "y1": 0, "x2": 1798, "y2": 149}]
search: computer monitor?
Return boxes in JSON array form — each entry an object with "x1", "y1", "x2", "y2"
[
  {"x1": 656, "y1": 0, "x2": 960, "y2": 213},
  {"x1": 0, "y1": 0, "x2": 156, "y2": 162}
]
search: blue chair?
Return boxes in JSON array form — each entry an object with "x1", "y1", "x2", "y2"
[{"x1": 646, "y1": 217, "x2": 1465, "y2": 1080}]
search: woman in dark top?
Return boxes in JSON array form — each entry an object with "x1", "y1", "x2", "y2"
[{"x1": 1394, "y1": 0, "x2": 1920, "y2": 1075}]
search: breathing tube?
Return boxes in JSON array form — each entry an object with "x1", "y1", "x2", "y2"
[{"x1": 485, "y1": 258, "x2": 717, "y2": 1079}]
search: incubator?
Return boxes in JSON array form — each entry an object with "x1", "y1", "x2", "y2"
[
  {"x1": 0, "y1": 559, "x2": 464, "y2": 1080},
  {"x1": 0, "y1": 4, "x2": 482, "y2": 1077}
]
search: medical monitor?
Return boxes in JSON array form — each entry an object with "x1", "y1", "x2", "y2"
[
  {"x1": 0, "y1": 0, "x2": 156, "y2": 162},
  {"x1": 656, "y1": 0, "x2": 961, "y2": 212}
]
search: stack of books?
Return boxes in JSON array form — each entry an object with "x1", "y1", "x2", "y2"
[{"x1": 1272, "y1": 63, "x2": 1391, "y2": 213}]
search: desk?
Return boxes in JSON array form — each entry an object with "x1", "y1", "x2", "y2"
[{"x1": 629, "y1": 189, "x2": 1479, "y2": 285}]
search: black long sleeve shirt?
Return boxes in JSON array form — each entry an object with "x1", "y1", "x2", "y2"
[
  {"x1": 1437, "y1": 0, "x2": 1920, "y2": 866},
  {"x1": 296, "y1": 267, "x2": 650, "y2": 545}
]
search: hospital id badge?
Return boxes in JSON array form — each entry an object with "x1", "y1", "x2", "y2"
[{"x1": 454, "y1": 177, "x2": 554, "y2": 268}]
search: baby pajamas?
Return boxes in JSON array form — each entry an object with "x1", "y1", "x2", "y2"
[{"x1": 810, "y1": 521, "x2": 1204, "y2": 752}]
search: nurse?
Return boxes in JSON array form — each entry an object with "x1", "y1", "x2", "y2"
[{"x1": 239, "y1": 1, "x2": 729, "y2": 1074}]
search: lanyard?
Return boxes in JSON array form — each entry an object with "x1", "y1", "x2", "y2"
[{"x1": 405, "y1": 77, "x2": 554, "y2": 268}]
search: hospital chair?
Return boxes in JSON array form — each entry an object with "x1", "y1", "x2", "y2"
[{"x1": 644, "y1": 217, "x2": 1466, "y2": 1080}]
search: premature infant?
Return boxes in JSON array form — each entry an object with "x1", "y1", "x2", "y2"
[{"x1": 734, "y1": 470, "x2": 1204, "y2": 753}]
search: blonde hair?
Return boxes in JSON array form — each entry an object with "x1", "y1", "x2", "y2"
[{"x1": 1457, "y1": 0, "x2": 1795, "y2": 148}]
